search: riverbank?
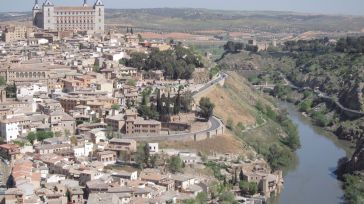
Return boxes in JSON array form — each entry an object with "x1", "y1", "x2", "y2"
[
  {"x1": 284, "y1": 99, "x2": 354, "y2": 154},
  {"x1": 275, "y1": 87, "x2": 356, "y2": 154},
  {"x1": 271, "y1": 102, "x2": 347, "y2": 204}
]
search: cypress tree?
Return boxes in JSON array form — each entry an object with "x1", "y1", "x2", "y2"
[
  {"x1": 166, "y1": 92, "x2": 171, "y2": 115},
  {"x1": 156, "y1": 89, "x2": 162, "y2": 114}
]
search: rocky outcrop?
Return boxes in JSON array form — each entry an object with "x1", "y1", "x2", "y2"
[
  {"x1": 335, "y1": 121, "x2": 364, "y2": 141},
  {"x1": 345, "y1": 136, "x2": 364, "y2": 173},
  {"x1": 340, "y1": 82, "x2": 364, "y2": 112},
  {"x1": 217, "y1": 52, "x2": 260, "y2": 71}
]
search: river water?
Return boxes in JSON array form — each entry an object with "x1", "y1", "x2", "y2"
[{"x1": 274, "y1": 104, "x2": 346, "y2": 204}]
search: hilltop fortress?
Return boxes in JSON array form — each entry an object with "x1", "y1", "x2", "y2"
[{"x1": 32, "y1": 0, "x2": 104, "y2": 34}]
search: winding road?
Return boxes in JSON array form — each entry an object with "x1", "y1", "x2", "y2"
[
  {"x1": 124, "y1": 73, "x2": 227, "y2": 142},
  {"x1": 192, "y1": 72, "x2": 227, "y2": 97}
]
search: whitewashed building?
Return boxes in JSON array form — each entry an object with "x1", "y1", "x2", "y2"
[{"x1": 16, "y1": 83, "x2": 48, "y2": 99}]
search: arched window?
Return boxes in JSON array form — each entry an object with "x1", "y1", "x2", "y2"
[{"x1": 99, "y1": 8, "x2": 101, "y2": 16}]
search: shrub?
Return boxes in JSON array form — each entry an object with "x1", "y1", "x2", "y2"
[
  {"x1": 312, "y1": 111, "x2": 331, "y2": 127},
  {"x1": 239, "y1": 180, "x2": 258, "y2": 195},
  {"x1": 226, "y1": 117, "x2": 234, "y2": 130},
  {"x1": 299, "y1": 99, "x2": 313, "y2": 112}
]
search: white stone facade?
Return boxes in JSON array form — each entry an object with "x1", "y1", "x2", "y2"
[
  {"x1": 16, "y1": 83, "x2": 48, "y2": 99},
  {"x1": 33, "y1": 0, "x2": 105, "y2": 34}
]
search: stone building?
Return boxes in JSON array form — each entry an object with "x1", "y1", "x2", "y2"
[
  {"x1": 124, "y1": 109, "x2": 161, "y2": 136},
  {"x1": 2, "y1": 25, "x2": 27, "y2": 43},
  {"x1": 32, "y1": 0, "x2": 104, "y2": 34}
]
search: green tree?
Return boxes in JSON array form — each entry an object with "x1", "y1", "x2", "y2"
[
  {"x1": 168, "y1": 155, "x2": 184, "y2": 173},
  {"x1": 27, "y1": 131, "x2": 54, "y2": 143},
  {"x1": 219, "y1": 191, "x2": 238, "y2": 204},
  {"x1": 143, "y1": 143, "x2": 150, "y2": 167},
  {"x1": 239, "y1": 169, "x2": 244, "y2": 181},
  {"x1": 6, "y1": 174, "x2": 15, "y2": 188},
  {"x1": 123, "y1": 52, "x2": 148, "y2": 70},
  {"x1": 106, "y1": 126, "x2": 114, "y2": 140},
  {"x1": 135, "y1": 144, "x2": 152, "y2": 169},
  {"x1": 126, "y1": 99, "x2": 132, "y2": 109},
  {"x1": 92, "y1": 63, "x2": 100, "y2": 73},
  {"x1": 0, "y1": 76, "x2": 6, "y2": 86},
  {"x1": 37, "y1": 131, "x2": 54, "y2": 141},
  {"x1": 127, "y1": 79, "x2": 136, "y2": 87},
  {"x1": 236, "y1": 122, "x2": 245, "y2": 131},
  {"x1": 226, "y1": 117, "x2": 234, "y2": 130},
  {"x1": 255, "y1": 101, "x2": 265, "y2": 113},
  {"x1": 267, "y1": 144, "x2": 294, "y2": 171},
  {"x1": 343, "y1": 174, "x2": 364, "y2": 204},
  {"x1": 299, "y1": 99, "x2": 313, "y2": 112},
  {"x1": 173, "y1": 88, "x2": 182, "y2": 115},
  {"x1": 5, "y1": 84, "x2": 16, "y2": 98},
  {"x1": 181, "y1": 91, "x2": 193, "y2": 112},
  {"x1": 166, "y1": 92, "x2": 171, "y2": 115},
  {"x1": 156, "y1": 89, "x2": 162, "y2": 113},
  {"x1": 123, "y1": 45, "x2": 200, "y2": 80},
  {"x1": 137, "y1": 34, "x2": 143, "y2": 42},
  {"x1": 27, "y1": 132, "x2": 37, "y2": 145},
  {"x1": 312, "y1": 111, "x2": 331, "y2": 127},
  {"x1": 196, "y1": 192, "x2": 208, "y2": 204},
  {"x1": 239, "y1": 181, "x2": 258, "y2": 195},
  {"x1": 199, "y1": 97, "x2": 215, "y2": 120},
  {"x1": 111, "y1": 104, "x2": 120, "y2": 110},
  {"x1": 150, "y1": 155, "x2": 158, "y2": 168},
  {"x1": 12, "y1": 140, "x2": 25, "y2": 147},
  {"x1": 265, "y1": 105, "x2": 277, "y2": 121}
]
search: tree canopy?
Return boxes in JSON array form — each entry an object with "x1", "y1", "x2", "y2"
[
  {"x1": 198, "y1": 97, "x2": 215, "y2": 120},
  {"x1": 122, "y1": 45, "x2": 203, "y2": 80},
  {"x1": 168, "y1": 155, "x2": 184, "y2": 173},
  {"x1": 27, "y1": 131, "x2": 54, "y2": 144}
]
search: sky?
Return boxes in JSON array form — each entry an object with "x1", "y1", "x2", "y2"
[{"x1": 0, "y1": 0, "x2": 363, "y2": 16}]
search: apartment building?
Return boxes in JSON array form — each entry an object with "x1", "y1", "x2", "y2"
[{"x1": 2, "y1": 26, "x2": 27, "y2": 43}]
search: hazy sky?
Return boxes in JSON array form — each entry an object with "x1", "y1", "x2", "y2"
[{"x1": 1, "y1": 0, "x2": 363, "y2": 16}]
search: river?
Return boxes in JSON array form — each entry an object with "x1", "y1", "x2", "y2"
[{"x1": 273, "y1": 103, "x2": 347, "y2": 204}]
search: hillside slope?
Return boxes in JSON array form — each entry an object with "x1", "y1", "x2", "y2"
[{"x1": 196, "y1": 71, "x2": 298, "y2": 171}]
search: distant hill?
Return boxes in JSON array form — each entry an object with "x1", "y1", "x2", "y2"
[
  {"x1": 105, "y1": 8, "x2": 364, "y2": 33},
  {"x1": 1, "y1": 8, "x2": 364, "y2": 33}
]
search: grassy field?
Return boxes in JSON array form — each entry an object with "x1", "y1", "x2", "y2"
[
  {"x1": 194, "y1": 71, "x2": 298, "y2": 170},
  {"x1": 196, "y1": 71, "x2": 274, "y2": 126}
]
